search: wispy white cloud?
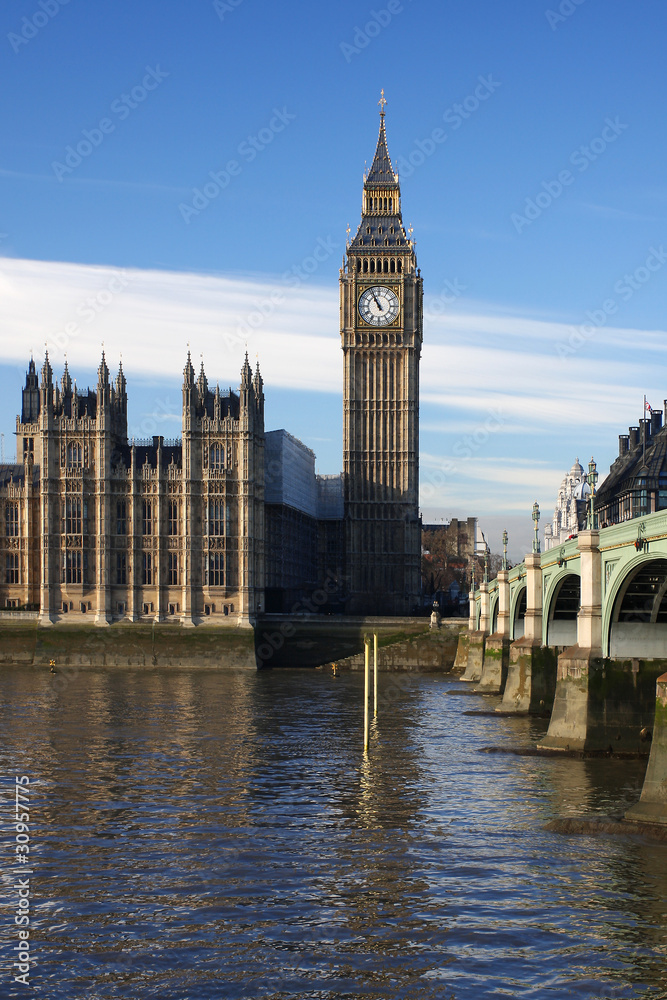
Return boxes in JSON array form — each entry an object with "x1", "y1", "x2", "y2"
[
  {"x1": 0, "y1": 257, "x2": 340, "y2": 392},
  {"x1": 0, "y1": 167, "x2": 188, "y2": 195},
  {"x1": 0, "y1": 256, "x2": 661, "y2": 520}
]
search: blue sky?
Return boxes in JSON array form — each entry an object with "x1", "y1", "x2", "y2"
[{"x1": 2, "y1": 0, "x2": 667, "y2": 558}]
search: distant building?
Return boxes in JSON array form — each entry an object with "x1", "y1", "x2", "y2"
[
  {"x1": 422, "y1": 518, "x2": 477, "y2": 614},
  {"x1": 264, "y1": 430, "x2": 344, "y2": 613},
  {"x1": 544, "y1": 458, "x2": 589, "y2": 550},
  {"x1": 595, "y1": 404, "x2": 667, "y2": 524}
]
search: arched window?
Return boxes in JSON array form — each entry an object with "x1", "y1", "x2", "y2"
[
  {"x1": 390, "y1": 259, "x2": 396, "y2": 273},
  {"x1": 397, "y1": 259, "x2": 402, "y2": 273},
  {"x1": 67, "y1": 442, "x2": 82, "y2": 467},
  {"x1": 370, "y1": 260, "x2": 375, "y2": 274},
  {"x1": 210, "y1": 443, "x2": 224, "y2": 470},
  {"x1": 363, "y1": 259, "x2": 369, "y2": 273}
]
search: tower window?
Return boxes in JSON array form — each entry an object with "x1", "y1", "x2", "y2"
[
  {"x1": 356, "y1": 259, "x2": 361, "y2": 272},
  {"x1": 389, "y1": 199, "x2": 393, "y2": 212},
  {"x1": 168, "y1": 553, "x2": 178, "y2": 586},
  {"x1": 62, "y1": 498, "x2": 82, "y2": 535},
  {"x1": 62, "y1": 550, "x2": 81, "y2": 585},
  {"x1": 378, "y1": 226, "x2": 383, "y2": 235},
  {"x1": 5, "y1": 553, "x2": 19, "y2": 585},
  {"x1": 116, "y1": 500, "x2": 126, "y2": 535},
  {"x1": 208, "y1": 501, "x2": 224, "y2": 536},
  {"x1": 366, "y1": 226, "x2": 371, "y2": 235},
  {"x1": 168, "y1": 501, "x2": 179, "y2": 535},
  {"x1": 207, "y1": 553, "x2": 224, "y2": 587},
  {"x1": 390, "y1": 225, "x2": 395, "y2": 234},
  {"x1": 390, "y1": 260, "x2": 396, "y2": 273},
  {"x1": 370, "y1": 260, "x2": 375, "y2": 273},
  {"x1": 5, "y1": 504, "x2": 18, "y2": 537},
  {"x1": 142, "y1": 552, "x2": 152, "y2": 586},
  {"x1": 210, "y1": 443, "x2": 224, "y2": 470},
  {"x1": 67, "y1": 442, "x2": 82, "y2": 467},
  {"x1": 363, "y1": 259, "x2": 369, "y2": 273},
  {"x1": 142, "y1": 500, "x2": 152, "y2": 536},
  {"x1": 397, "y1": 259, "x2": 402, "y2": 273},
  {"x1": 116, "y1": 552, "x2": 127, "y2": 585}
]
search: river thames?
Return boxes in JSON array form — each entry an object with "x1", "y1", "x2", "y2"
[{"x1": 1, "y1": 665, "x2": 666, "y2": 999}]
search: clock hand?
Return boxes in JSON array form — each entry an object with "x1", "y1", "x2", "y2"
[{"x1": 371, "y1": 290, "x2": 384, "y2": 312}]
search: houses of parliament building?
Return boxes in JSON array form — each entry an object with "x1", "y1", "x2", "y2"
[{"x1": 0, "y1": 100, "x2": 423, "y2": 624}]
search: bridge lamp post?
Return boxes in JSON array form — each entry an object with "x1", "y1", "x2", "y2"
[
  {"x1": 587, "y1": 457, "x2": 598, "y2": 530},
  {"x1": 502, "y1": 529, "x2": 508, "y2": 571},
  {"x1": 532, "y1": 502, "x2": 540, "y2": 554},
  {"x1": 483, "y1": 544, "x2": 489, "y2": 584}
]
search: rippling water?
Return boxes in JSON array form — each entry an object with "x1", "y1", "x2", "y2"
[{"x1": 1, "y1": 665, "x2": 666, "y2": 999}]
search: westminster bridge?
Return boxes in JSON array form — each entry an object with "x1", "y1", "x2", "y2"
[{"x1": 458, "y1": 508, "x2": 667, "y2": 827}]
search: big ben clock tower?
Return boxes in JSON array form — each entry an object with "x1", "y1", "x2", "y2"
[{"x1": 341, "y1": 93, "x2": 423, "y2": 615}]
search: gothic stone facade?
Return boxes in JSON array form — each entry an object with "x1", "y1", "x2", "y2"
[
  {"x1": 1, "y1": 352, "x2": 264, "y2": 625},
  {"x1": 0, "y1": 103, "x2": 421, "y2": 621}
]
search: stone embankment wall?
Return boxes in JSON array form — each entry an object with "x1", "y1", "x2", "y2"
[
  {"x1": 326, "y1": 622, "x2": 463, "y2": 673},
  {"x1": 0, "y1": 621, "x2": 257, "y2": 670},
  {"x1": 0, "y1": 617, "x2": 467, "y2": 671}
]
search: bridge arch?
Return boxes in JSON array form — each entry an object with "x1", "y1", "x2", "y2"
[
  {"x1": 490, "y1": 591, "x2": 499, "y2": 634},
  {"x1": 510, "y1": 583, "x2": 526, "y2": 639},
  {"x1": 606, "y1": 556, "x2": 667, "y2": 658},
  {"x1": 545, "y1": 572, "x2": 580, "y2": 647}
]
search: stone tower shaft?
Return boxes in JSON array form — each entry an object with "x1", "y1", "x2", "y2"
[{"x1": 341, "y1": 99, "x2": 423, "y2": 614}]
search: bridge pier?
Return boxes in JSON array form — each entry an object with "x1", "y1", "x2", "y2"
[
  {"x1": 626, "y1": 672, "x2": 667, "y2": 826},
  {"x1": 477, "y1": 570, "x2": 509, "y2": 693},
  {"x1": 461, "y1": 630, "x2": 486, "y2": 682},
  {"x1": 498, "y1": 553, "x2": 556, "y2": 711},
  {"x1": 539, "y1": 530, "x2": 665, "y2": 750},
  {"x1": 452, "y1": 630, "x2": 471, "y2": 673},
  {"x1": 498, "y1": 639, "x2": 558, "y2": 713}
]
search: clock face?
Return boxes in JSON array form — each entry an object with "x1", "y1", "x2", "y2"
[{"x1": 358, "y1": 285, "x2": 399, "y2": 327}]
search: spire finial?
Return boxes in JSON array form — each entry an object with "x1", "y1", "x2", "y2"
[{"x1": 378, "y1": 89, "x2": 387, "y2": 117}]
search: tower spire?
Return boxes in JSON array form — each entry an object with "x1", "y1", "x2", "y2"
[{"x1": 349, "y1": 93, "x2": 408, "y2": 248}]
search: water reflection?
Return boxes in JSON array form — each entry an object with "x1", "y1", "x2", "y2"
[{"x1": 0, "y1": 668, "x2": 665, "y2": 999}]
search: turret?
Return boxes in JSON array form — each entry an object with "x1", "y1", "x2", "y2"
[
  {"x1": 40, "y1": 350, "x2": 53, "y2": 412},
  {"x1": 21, "y1": 356, "x2": 40, "y2": 423},
  {"x1": 97, "y1": 350, "x2": 111, "y2": 412},
  {"x1": 253, "y1": 360, "x2": 264, "y2": 422},
  {"x1": 182, "y1": 350, "x2": 196, "y2": 419},
  {"x1": 197, "y1": 359, "x2": 208, "y2": 403}
]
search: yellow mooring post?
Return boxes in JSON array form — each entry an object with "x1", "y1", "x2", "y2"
[
  {"x1": 373, "y1": 632, "x2": 378, "y2": 717},
  {"x1": 364, "y1": 638, "x2": 370, "y2": 753}
]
